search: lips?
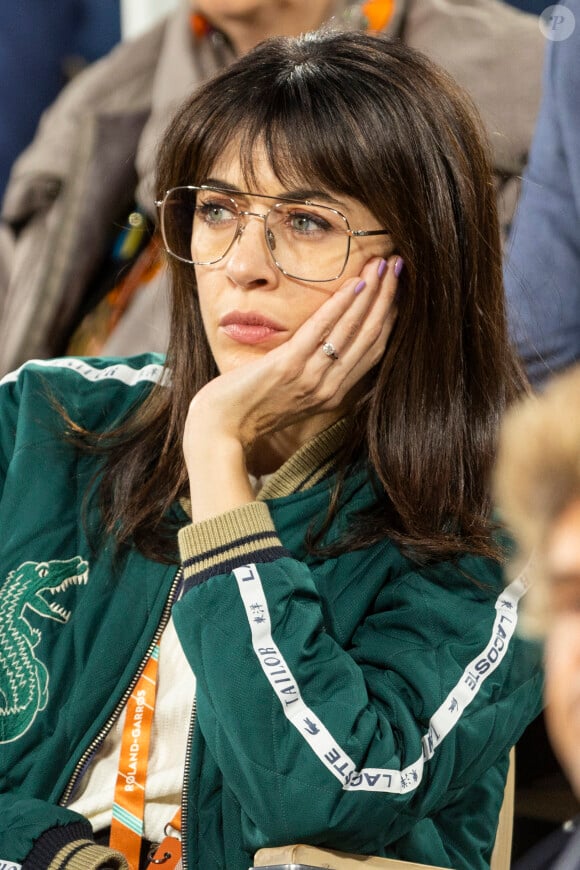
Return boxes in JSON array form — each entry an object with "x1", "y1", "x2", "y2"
[{"x1": 219, "y1": 310, "x2": 286, "y2": 345}]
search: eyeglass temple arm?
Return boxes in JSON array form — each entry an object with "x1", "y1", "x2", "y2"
[{"x1": 350, "y1": 229, "x2": 391, "y2": 237}]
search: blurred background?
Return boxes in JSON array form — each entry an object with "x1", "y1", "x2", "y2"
[
  {"x1": 0, "y1": 0, "x2": 179, "y2": 199},
  {"x1": 0, "y1": 0, "x2": 546, "y2": 200}
]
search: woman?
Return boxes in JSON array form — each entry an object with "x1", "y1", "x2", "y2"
[{"x1": 0, "y1": 31, "x2": 541, "y2": 870}]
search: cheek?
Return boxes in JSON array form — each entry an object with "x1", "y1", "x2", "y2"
[
  {"x1": 283, "y1": 279, "x2": 335, "y2": 328},
  {"x1": 544, "y1": 616, "x2": 580, "y2": 774},
  {"x1": 295, "y1": 293, "x2": 330, "y2": 324},
  {"x1": 193, "y1": 270, "x2": 214, "y2": 328},
  {"x1": 545, "y1": 615, "x2": 580, "y2": 687}
]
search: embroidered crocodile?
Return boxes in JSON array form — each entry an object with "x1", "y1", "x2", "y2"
[{"x1": 0, "y1": 556, "x2": 89, "y2": 743}]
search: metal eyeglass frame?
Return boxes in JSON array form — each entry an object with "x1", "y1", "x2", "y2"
[{"x1": 155, "y1": 185, "x2": 391, "y2": 282}]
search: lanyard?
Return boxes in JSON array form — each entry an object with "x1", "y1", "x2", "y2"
[
  {"x1": 146, "y1": 810, "x2": 182, "y2": 869},
  {"x1": 109, "y1": 644, "x2": 162, "y2": 870},
  {"x1": 109, "y1": 644, "x2": 184, "y2": 869}
]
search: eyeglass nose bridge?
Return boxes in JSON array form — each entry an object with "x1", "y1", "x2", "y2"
[{"x1": 234, "y1": 209, "x2": 277, "y2": 252}]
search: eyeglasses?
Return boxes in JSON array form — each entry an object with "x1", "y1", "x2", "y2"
[{"x1": 155, "y1": 185, "x2": 390, "y2": 282}]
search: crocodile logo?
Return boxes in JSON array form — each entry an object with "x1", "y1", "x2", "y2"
[{"x1": 0, "y1": 556, "x2": 89, "y2": 743}]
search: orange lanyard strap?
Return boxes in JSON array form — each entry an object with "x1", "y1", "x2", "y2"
[
  {"x1": 146, "y1": 810, "x2": 181, "y2": 870},
  {"x1": 110, "y1": 644, "x2": 160, "y2": 870}
]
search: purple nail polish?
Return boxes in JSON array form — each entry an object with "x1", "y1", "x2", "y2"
[
  {"x1": 354, "y1": 279, "x2": 366, "y2": 295},
  {"x1": 394, "y1": 257, "x2": 404, "y2": 278},
  {"x1": 377, "y1": 258, "x2": 388, "y2": 279}
]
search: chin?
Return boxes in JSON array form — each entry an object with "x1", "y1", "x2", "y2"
[{"x1": 217, "y1": 345, "x2": 269, "y2": 373}]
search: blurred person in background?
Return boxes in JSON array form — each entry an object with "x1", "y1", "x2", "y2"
[
  {"x1": 504, "y1": 0, "x2": 580, "y2": 390},
  {"x1": 505, "y1": 0, "x2": 545, "y2": 14},
  {"x1": 0, "y1": 0, "x2": 121, "y2": 199},
  {"x1": 495, "y1": 364, "x2": 580, "y2": 868},
  {"x1": 0, "y1": 0, "x2": 544, "y2": 374}
]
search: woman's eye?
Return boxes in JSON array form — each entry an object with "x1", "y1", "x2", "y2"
[
  {"x1": 197, "y1": 201, "x2": 236, "y2": 224},
  {"x1": 287, "y1": 211, "x2": 331, "y2": 234}
]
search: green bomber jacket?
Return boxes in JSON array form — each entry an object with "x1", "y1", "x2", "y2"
[{"x1": 0, "y1": 355, "x2": 543, "y2": 870}]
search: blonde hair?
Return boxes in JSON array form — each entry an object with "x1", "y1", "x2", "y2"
[{"x1": 495, "y1": 365, "x2": 580, "y2": 636}]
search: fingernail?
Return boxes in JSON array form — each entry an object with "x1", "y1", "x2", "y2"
[
  {"x1": 354, "y1": 279, "x2": 366, "y2": 295},
  {"x1": 377, "y1": 258, "x2": 388, "y2": 279},
  {"x1": 394, "y1": 257, "x2": 404, "y2": 278}
]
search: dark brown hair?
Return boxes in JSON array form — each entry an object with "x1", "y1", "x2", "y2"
[{"x1": 89, "y1": 30, "x2": 526, "y2": 563}]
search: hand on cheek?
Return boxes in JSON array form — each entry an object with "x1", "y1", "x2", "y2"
[{"x1": 182, "y1": 254, "x2": 401, "y2": 520}]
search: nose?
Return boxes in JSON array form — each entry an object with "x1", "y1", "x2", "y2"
[{"x1": 224, "y1": 211, "x2": 279, "y2": 290}]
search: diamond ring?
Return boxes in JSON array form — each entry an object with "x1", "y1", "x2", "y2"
[{"x1": 322, "y1": 341, "x2": 339, "y2": 360}]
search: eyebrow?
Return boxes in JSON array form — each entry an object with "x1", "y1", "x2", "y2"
[{"x1": 204, "y1": 178, "x2": 346, "y2": 208}]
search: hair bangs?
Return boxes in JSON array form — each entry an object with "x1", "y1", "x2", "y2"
[{"x1": 160, "y1": 43, "x2": 384, "y2": 205}]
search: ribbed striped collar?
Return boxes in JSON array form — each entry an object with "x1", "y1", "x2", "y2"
[{"x1": 258, "y1": 418, "x2": 348, "y2": 500}]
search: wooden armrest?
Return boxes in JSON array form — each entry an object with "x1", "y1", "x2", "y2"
[{"x1": 253, "y1": 844, "x2": 451, "y2": 870}]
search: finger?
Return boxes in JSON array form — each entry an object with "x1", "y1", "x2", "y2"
[
  {"x1": 323, "y1": 254, "x2": 400, "y2": 362},
  {"x1": 263, "y1": 254, "x2": 400, "y2": 408},
  {"x1": 333, "y1": 316, "x2": 394, "y2": 402},
  {"x1": 318, "y1": 310, "x2": 396, "y2": 410},
  {"x1": 279, "y1": 268, "x2": 378, "y2": 361},
  {"x1": 310, "y1": 255, "x2": 401, "y2": 408}
]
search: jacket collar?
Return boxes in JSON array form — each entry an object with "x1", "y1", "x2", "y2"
[{"x1": 258, "y1": 418, "x2": 349, "y2": 500}]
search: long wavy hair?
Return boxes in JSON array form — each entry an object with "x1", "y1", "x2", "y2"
[{"x1": 87, "y1": 30, "x2": 526, "y2": 563}]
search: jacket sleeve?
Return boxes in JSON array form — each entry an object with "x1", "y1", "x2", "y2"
[
  {"x1": 173, "y1": 501, "x2": 543, "y2": 855},
  {"x1": 0, "y1": 799, "x2": 128, "y2": 870},
  {"x1": 0, "y1": 358, "x2": 163, "y2": 870}
]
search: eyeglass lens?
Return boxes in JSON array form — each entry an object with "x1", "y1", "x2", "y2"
[{"x1": 161, "y1": 187, "x2": 350, "y2": 281}]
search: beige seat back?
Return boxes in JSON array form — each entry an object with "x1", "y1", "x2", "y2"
[
  {"x1": 490, "y1": 747, "x2": 515, "y2": 870},
  {"x1": 254, "y1": 844, "x2": 449, "y2": 870}
]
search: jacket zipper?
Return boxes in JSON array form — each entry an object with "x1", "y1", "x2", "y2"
[
  {"x1": 59, "y1": 565, "x2": 184, "y2": 807},
  {"x1": 180, "y1": 695, "x2": 197, "y2": 870}
]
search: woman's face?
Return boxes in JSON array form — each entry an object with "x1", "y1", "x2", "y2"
[
  {"x1": 192, "y1": 2, "x2": 335, "y2": 55},
  {"x1": 193, "y1": 145, "x2": 390, "y2": 374},
  {"x1": 193, "y1": 1, "x2": 332, "y2": 28}
]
